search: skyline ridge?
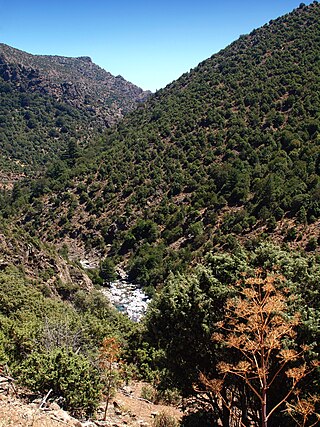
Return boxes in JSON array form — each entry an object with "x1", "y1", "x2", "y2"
[{"x1": 1, "y1": 0, "x2": 314, "y2": 91}]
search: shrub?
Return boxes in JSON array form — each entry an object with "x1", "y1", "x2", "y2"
[
  {"x1": 17, "y1": 348, "x2": 102, "y2": 416},
  {"x1": 141, "y1": 383, "x2": 157, "y2": 402},
  {"x1": 152, "y1": 411, "x2": 180, "y2": 427},
  {"x1": 158, "y1": 388, "x2": 181, "y2": 406},
  {"x1": 140, "y1": 382, "x2": 181, "y2": 405},
  {"x1": 100, "y1": 258, "x2": 117, "y2": 283}
]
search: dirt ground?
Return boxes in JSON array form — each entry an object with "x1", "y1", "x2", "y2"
[
  {"x1": 111, "y1": 382, "x2": 182, "y2": 425},
  {"x1": 0, "y1": 381, "x2": 182, "y2": 427}
]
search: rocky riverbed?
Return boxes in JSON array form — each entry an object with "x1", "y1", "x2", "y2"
[
  {"x1": 101, "y1": 279, "x2": 150, "y2": 322},
  {"x1": 80, "y1": 260, "x2": 150, "y2": 321}
]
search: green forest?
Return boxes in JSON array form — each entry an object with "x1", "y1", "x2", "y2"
[
  {"x1": 0, "y1": 77, "x2": 95, "y2": 173},
  {"x1": 0, "y1": 2, "x2": 319, "y2": 426}
]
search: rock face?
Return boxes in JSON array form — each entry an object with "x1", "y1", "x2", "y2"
[
  {"x1": 0, "y1": 43, "x2": 151, "y2": 126},
  {"x1": 0, "y1": 224, "x2": 93, "y2": 292}
]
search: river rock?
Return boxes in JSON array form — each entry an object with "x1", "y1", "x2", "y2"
[
  {"x1": 52, "y1": 408, "x2": 73, "y2": 423},
  {"x1": 101, "y1": 278, "x2": 150, "y2": 322}
]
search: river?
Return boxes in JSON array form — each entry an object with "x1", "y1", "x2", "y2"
[
  {"x1": 100, "y1": 278, "x2": 150, "y2": 322},
  {"x1": 80, "y1": 260, "x2": 150, "y2": 322}
]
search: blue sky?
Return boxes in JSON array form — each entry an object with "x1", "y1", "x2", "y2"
[{"x1": 0, "y1": 0, "x2": 313, "y2": 91}]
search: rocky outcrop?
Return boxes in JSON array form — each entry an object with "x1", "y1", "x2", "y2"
[
  {"x1": 0, "y1": 43, "x2": 151, "y2": 126},
  {"x1": 0, "y1": 224, "x2": 93, "y2": 291}
]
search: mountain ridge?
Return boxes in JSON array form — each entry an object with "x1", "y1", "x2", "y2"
[
  {"x1": 0, "y1": 43, "x2": 151, "y2": 181},
  {"x1": 4, "y1": 2, "x2": 320, "y2": 289},
  {"x1": 0, "y1": 43, "x2": 151, "y2": 126}
]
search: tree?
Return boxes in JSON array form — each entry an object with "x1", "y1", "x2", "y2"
[
  {"x1": 145, "y1": 265, "x2": 232, "y2": 397},
  {"x1": 99, "y1": 337, "x2": 123, "y2": 420},
  {"x1": 100, "y1": 258, "x2": 116, "y2": 283},
  {"x1": 202, "y1": 271, "x2": 319, "y2": 427}
]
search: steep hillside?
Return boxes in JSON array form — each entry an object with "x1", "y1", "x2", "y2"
[
  {"x1": 0, "y1": 219, "x2": 94, "y2": 292},
  {"x1": 0, "y1": 45, "x2": 150, "y2": 183},
  {"x1": 0, "y1": 44, "x2": 150, "y2": 125},
  {"x1": 0, "y1": 76, "x2": 94, "y2": 183},
  {"x1": 7, "y1": 2, "x2": 320, "y2": 289}
]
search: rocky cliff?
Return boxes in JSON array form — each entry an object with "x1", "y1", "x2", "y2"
[{"x1": 0, "y1": 43, "x2": 151, "y2": 126}]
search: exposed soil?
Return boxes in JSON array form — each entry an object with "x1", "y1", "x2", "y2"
[
  {"x1": 111, "y1": 382, "x2": 182, "y2": 425},
  {"x1": 0, "y1": 381, "x2": 182, "y2": 427}
]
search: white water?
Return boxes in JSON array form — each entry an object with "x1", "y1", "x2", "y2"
[
  {"x1": 81, "y1": 260, "x2": 150, "y2": 322},
  {"x1": 101, "y1": 279, "x2": 150, "y2": 322}
]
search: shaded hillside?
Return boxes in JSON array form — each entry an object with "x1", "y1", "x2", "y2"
[
  {"x1": 8, "y1": 2, "x2": 320, "y2": 289},
  {"x1": 0, "y1": 44, "x2": 150, "y2": 126},
  {"x1": 0, "y1": 45, "x2": 150, "y2": 182},
  {"x1": 0, "y1": 76, "x2": 95, "y2": 183},
  {"x1": 0, "y1": 219, "x2": 93, "y2": 291}
]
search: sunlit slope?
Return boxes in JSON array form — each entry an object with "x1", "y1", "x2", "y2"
[{"x1": 9, "y1": 2, "x2": 320, "y2": 288}]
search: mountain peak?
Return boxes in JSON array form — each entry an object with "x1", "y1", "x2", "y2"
[
  {"x1": 0, "y1": 44, "x2": 151, "y2": 126},
  {"x1": 76, "y1": 56, "x2": 92, "y2": 63}
]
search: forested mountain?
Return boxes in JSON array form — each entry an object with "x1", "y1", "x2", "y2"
[
  {"x1": 0, "y1": 44, "x2": 150, "y2": 184},
  {"x1": 1, "y1": 3, "x2": 320, "y2": 425},
  {"x1": 7, "y1": 2, "x2": 319, "y2": 290},
  {"x1": 0, "y1": 44, "x2": 149, "y2": 124}
]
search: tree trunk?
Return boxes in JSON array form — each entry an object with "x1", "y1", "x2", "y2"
[
  {"x1": 221, "y1": 388, "x2": 230, "y2": 427},
  {"x1": 262, "y1": 387, "x2": 267, "y2": 427},
  {"x1": 240, "y1": 386, "x2": 250, "y2": 426},
  {"x1": 103, "y1": 379, "x2": 111, "y2": 421}
]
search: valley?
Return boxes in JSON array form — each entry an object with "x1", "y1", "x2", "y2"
[{"x1": 0, "y1": 2, "x2": 319, "y2": 426}]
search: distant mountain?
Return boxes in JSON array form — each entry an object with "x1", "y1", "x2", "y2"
[
  {"x1": 5, "y1": 2, "x2": 320, "y2": 289},
  {"x1": 0, "y1": 44, "x2": 150, "y2": 126},
  {"x1": 0, "y1": 44, "x2": 150, "y2": 183}
]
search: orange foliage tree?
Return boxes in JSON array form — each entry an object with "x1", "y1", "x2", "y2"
[
  {"x1": 201, "y1": 271, "x2": 319, "y2": 427},
  {"x1": 99, "y1": 336, "x2": 122, "y2": 421}
]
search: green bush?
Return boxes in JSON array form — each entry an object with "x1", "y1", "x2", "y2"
[
  {"x1": 17, "y1": 348, "x2": 102, "y2": 416},
  {"x1": 141, "y1": 383, "x2": 157, "y2": 402},
  {"x1": 0, "y1": 328, "x2": 9, "y2": 365},
  {"x1": 100, "y1": 258, "x2": 117, "y2": 283},
  {"x1": 158, "y1": 388, "x2": 181, "y2": 406}
]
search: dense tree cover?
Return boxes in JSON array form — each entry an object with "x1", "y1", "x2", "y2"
[
  {"x1": 0, "y1": 76, "x2": 98, "y2": 175},
  {"x1": 3, "y1": 2, "x2": 319, "y2": 288},
  {"x1": 143, "y1": 243, "x2": 320, "y2": 426},
  {"x1": 0, "y1": 264, "x2": 137, "y2": 415}
]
